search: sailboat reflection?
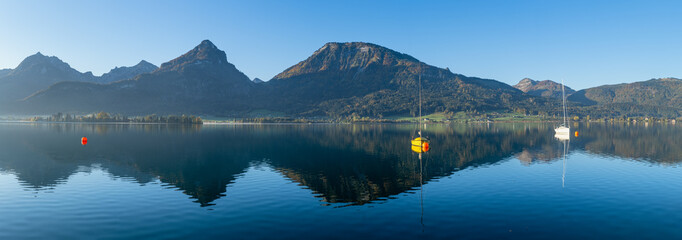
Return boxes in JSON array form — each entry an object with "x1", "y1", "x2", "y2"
[
  {"x1": 555, "y1": 133, "x2": 570, "y2": 187},
  {"x1": 412, "y1": 137, "x2": 427, "y2": 232}
]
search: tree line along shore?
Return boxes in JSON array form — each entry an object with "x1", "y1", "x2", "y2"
[
  {"x1": 23, "y1": 111, "x2": 682, "y2": 124},
  {"x1": 28, "y1": 112, "x2": 203, "y2": 124}
]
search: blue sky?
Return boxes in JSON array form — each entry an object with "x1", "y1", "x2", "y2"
[{"x1": 1, "y1": 0, "x2": 681, "y2": 90}]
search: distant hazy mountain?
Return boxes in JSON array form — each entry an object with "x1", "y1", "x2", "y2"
[
  {"x1": 97, "y1": 60, "x2": 157, "y2": 83},
  {"x1": 21, "y1": 40, "x2": 254, "y2": 114},
  {"x1": 262, "y1": 42, "x2": 551, "y2": 116},
  {"x1": 0, "y1": 52, "x2": 158, "y2": 105},
  {"x1": 0, "y1": 68, "x2": 11, "y2": 78},
  {"x1": 252, "y1": 78, "x2": 264, "y2": 83},
  {"x1": 0, "y1": 52, "x2": 97, "y2": 102},
  {"x1": 514, "y1": 78, "x2": 575, "y2": 99}
]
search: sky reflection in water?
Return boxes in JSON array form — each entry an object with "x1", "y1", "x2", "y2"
[{"x1": 0, "y1": 122, "x2": 681, "y2": 239}]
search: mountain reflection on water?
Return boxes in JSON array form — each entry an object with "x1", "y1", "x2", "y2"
[{"x1": 0, "y1": 122, "x2": 680, "y2": 207}]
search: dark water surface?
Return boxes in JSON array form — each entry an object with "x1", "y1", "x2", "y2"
[{"x1": 0, "y1": 122, "x2": 681, "y2": 239}]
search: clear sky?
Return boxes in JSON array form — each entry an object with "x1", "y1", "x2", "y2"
[{"x1": 1, "y1": 0, "x2": 681, "y2": 90}]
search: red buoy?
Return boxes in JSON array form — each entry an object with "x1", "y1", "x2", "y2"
[{"x1": 81, "y1": 137, "x2": 88, "y2": 145}]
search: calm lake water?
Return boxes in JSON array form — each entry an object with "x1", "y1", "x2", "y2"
[{"x1": 0, "y1": 122, "x2": 681, "y2": 239}]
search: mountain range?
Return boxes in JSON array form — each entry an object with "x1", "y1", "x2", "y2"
[
  {"x1": 567, "y1": 78, "x2": 682, "y2": 117},
  {"x1": 17, "y1": 40, "x2": 253, "y2": 114},
  {"x1": 568, "y1": 78, "x2": 682, "y2": 106},
  {"x1": 1, "y1": 40, "x2": 680, "y2": 118},
  {"x1": 0, "y1": 53, "x2": 157, "y2": 104}
]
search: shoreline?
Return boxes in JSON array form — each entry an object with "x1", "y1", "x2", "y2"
[
  {"x1": 0, "y1": 119, "x2": 676, "y2": 125},
  {"x1": 0, "y1": 120, "x2": 201, "y2": 125}
]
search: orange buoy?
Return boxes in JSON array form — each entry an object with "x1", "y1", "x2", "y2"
[
  {"x1": 574, "y1": 131, "x2": 579, "y2": 137},
  {"x1": 422, "y1": 142, "x2": 430, "y2": 152},
  {"x1": 81, "y1": 137, "x2": 88, "y2": 145}
]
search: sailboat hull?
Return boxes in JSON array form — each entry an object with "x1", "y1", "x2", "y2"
[{"x1": 554, "y1": 126, "x2": 570, "y2": 134}]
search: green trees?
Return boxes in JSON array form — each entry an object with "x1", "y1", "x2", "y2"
[
  {"x1": 30, "y1": 112, "x2": 203, "y2": 124},
  {"x1": 96, "y1": 112, "x2": 111, "y2": 121}
]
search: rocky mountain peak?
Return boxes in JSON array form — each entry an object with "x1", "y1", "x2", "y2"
[
  {"x1": 15, "y1": 52, "x2": 69, "y2": 72},
  {"x1": 272, "y1": 42, "x2": 425, "y2": 80},
  {"x1": 514, "y1": 78, "x2": 538, "y2": 92},
  {"x1": 158, "y1": 40, "x2": 227, "y2": 72},
  {"x1": 135, "y1": 60, "x2": 155, "y2": 68},
  {"x1": 514, "y1": 78, "x2": 575, "y2": 98}
]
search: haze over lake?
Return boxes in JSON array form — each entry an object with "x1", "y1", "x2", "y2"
[{"x1": 0, "y1": 122, "x2": 680, "y2": 239}]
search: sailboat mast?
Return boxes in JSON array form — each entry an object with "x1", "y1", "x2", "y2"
[
  {"x1": 419, "y1": 75, "x2": 422, "y2": 136},
  {"x1": 562, "y1": 79, "x2": 567, "y2": 125}
]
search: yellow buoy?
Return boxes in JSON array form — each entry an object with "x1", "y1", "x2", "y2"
[
  {"x1": 411, "y1": 137, "x2": 430, "y2": 153},
  {"x1": 574, "y1": 131, "x2": 579, "y2": 137}
]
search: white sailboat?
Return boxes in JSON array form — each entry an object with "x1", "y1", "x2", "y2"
[{"x1": 554, "y1": 79, "x2": 570, "y2": 138}]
